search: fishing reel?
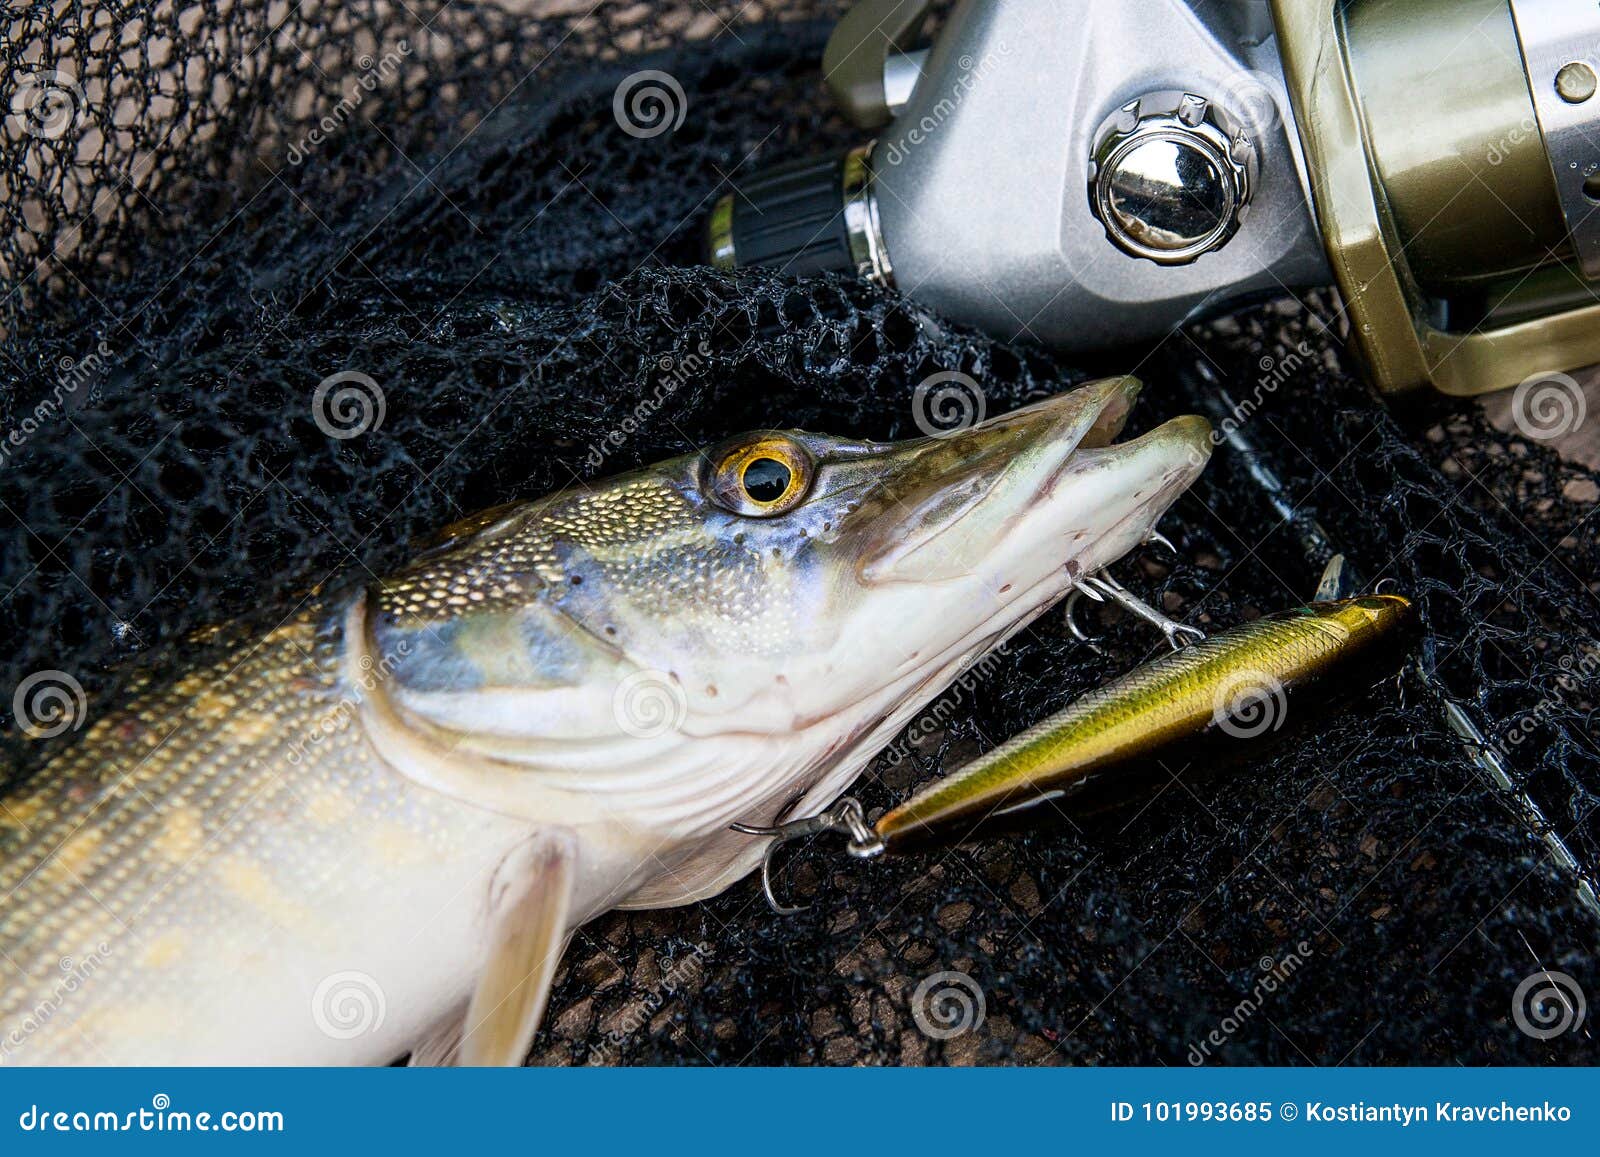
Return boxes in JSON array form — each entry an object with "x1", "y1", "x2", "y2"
[{"x1": 709, "y1": 0, "x2": 1600, "y2": 396}]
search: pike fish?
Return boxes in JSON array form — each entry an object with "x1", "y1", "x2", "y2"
[{"x1": 0, "y1": 377, "x2": 1210, "y2": 1065}]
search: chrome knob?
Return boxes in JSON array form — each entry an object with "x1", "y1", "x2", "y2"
[{"x1": 1088, "y1": 91, "x2": 1258, "y2": 266}]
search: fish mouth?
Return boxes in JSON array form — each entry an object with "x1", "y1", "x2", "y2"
[
  {"x1": 854, "y1": 377, "x2": 1212, "y2": 587},
  {"x1": 764, "y1": 390, "x2": 1211, "y2": 851}
]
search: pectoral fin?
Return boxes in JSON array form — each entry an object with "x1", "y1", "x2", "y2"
[
  {"x1": 459, "y1": 829, "x2": 577, "y2": 1067},
  {"x1": 408, "y1": 1006, "x2": 463, "y2": 1067}
]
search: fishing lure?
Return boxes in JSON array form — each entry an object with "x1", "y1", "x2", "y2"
[{"x1": 734, "y1": 559, "x2": 1413, "y2": 912}]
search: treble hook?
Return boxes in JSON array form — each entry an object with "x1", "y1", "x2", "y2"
[
  {"x1": 1063, "y1": 526, "x2": 1202, "y2": 654},
  {"x1": 1063, "y1": 581, "x2": 1109, "y2": 655},
  {"x1": 1065, "y1": 572, "x2": 1206, "y2": 653},
  {"x1": 730, "y1": 797, "x2": 885, "y2": 915}
]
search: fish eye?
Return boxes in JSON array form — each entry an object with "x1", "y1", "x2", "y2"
[
  {"x1": 743, "y1": 457, "x2": 791, "y2": 503},
  {"x1": 709, "y1": 435, "x2": 815, "y2": 517}
]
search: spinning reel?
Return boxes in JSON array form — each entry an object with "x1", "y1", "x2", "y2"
[{"x1": 711, "y1": 0, "x2": 1600, "y2": 396}]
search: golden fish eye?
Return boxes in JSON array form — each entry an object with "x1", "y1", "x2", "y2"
[{"x1": 710, "y1": 436, "x2": 814, "y2": 517}]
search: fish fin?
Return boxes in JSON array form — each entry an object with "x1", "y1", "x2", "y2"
[
  {"x1": 620, "y1": 828, "x2": 766, "y2": 909},
  {"x1": 408, "y1": 1006, "x2": 464, "y2": 1067},
  {"x1": 1314, "y1": 554, "x2": 1365, "y2": 601},
  {"x1": 459, "y1": 829, "x2": 577, "y2": 1067}
]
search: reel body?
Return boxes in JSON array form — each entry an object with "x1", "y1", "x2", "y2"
[{"x1": 711, "y1": 0, "x2": 1600, "y2": 396}]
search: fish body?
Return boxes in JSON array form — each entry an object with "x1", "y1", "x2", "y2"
[
  {"x1": 0, "y1": 378, "x2": 1211, "y2": 1065},
  {"x1": 0, "y1": 611, "x2": 534, "y2": 1064},
  {"x1": 874, "y1": 596, "x2": 1414, "y2": 851}
]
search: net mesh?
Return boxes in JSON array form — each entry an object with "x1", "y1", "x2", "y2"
[{"x1": 2, "y1": 0, "x2": 1595, "y2": 1065}]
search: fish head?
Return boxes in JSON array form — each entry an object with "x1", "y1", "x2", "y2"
[{"x1": 359, "y1": 378, "x2": 1211, "y2": 884}]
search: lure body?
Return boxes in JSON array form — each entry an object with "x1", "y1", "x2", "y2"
[{"x1": 874, "y1": 596, "x2": 1414, "y2": 851}]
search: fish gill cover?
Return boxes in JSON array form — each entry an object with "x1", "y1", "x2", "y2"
[{"x1": 0, "y1": 0, "x2": 1596, "y2": 1064}]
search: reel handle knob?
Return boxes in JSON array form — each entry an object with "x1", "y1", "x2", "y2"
[{"x1": 709, "y1": 145, "x2": 892, "y2": 284}]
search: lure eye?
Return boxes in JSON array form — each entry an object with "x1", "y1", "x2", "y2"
[{"x1": 709, "y1": 436, "x2": 814, "y2": 517}]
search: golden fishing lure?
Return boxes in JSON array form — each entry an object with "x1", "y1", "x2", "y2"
[
  {"x1": 735, "y1": 588, "x2": 1412, "y2": 910},
  {"x1": 872, "y1": 594, "x2": 1413, "y2": 853}
]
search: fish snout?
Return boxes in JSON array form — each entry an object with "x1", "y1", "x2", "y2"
[
  {"x1": 855, "y1": 379, "x2": 1209, "y2": 586},
  {"x1": 1039, "y1": 412, "x2": 1214, "y2": 572}
]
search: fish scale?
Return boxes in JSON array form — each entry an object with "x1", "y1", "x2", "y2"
[{"x1": 0, "y1": 605, "x2": 532, "y2": 1064}]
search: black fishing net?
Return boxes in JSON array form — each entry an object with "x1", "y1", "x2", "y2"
[{"x1": 2, "y1": 0, "x2": 1595, "y2": 1065}]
